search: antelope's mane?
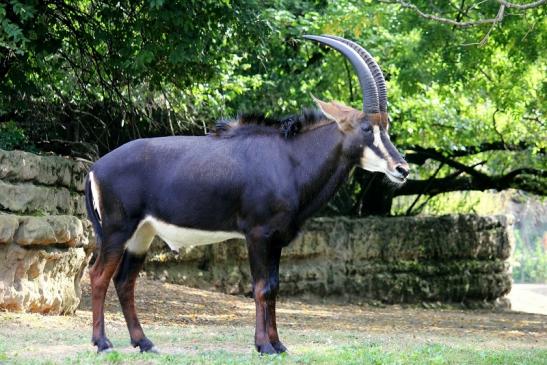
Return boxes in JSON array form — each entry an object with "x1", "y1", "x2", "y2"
[{"x1": 211, "y1": 109, "x2": 331, "y2": 139}]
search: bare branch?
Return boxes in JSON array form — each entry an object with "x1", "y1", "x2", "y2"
[
  {"x1": 396, "y1": 167, "x2": 546, "y2": 197},
  {"x1": 491, "y1": 109, "x2": 506, "y2": 146},
  {"x1": 405, "y1": 161, "x2": 444, "y2": 215},
  {"x1": 478, "y1": 5, "x2": 505, "y2": 45},
  {"x1": 498, "y1": 0, "x2": 546, "y2": 10},
  {"x1": 380, "y1": 0, "x2": 545, "y2": 30},
  {"x1": 379, "y1": 0, "x2": 505, "y2": 27},
  {"x1": 404, "y1": 142, "x2": 544, "y2": 166}
]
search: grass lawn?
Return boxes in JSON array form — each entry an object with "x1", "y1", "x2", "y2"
[
  {"x1": 1, "y1": 322, "x2": 545, "y2": 365},
  {"x1": 1, "y1": 320, "x2": 545, "y2": 365},
  {"x1": 0, "y1": 277, "x2": 545, "y2": 364},
  {"x1": 62, "y1": 344, "x2": 547, "y2": 365}
]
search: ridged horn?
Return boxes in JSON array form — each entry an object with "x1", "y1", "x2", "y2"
[
  {"x1": 322, "y1": 35, "x2": 388, "y2": 113},
  {"x1": 303, "y1": 35, "x2": 380, "y2": 114}
]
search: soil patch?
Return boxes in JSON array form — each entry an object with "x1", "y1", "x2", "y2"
[
  {"x1": 77, "y1": 274, "x2": 545, "y2": 348},
  {"x1": 0, "y1": 274, "x2": 545, "y2": 363}
]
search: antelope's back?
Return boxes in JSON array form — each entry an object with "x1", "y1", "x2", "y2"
[{"x1": 89, "y1": 134, "x2": 294, "y2": 231}]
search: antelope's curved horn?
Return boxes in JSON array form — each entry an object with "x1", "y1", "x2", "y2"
[
  {"x1": 322, "y1": 35, "x2": 388, "y2": 113},
  {"x1": 303, "y1": 35, "x2": 379, "y2": 114}
]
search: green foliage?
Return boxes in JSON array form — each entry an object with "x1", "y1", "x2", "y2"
[
  {"x1": 229, "y1": 1, "x2": 546, "y2": 210},
  {"x1": 15, "y1": 344, "x2": 547, "y2": 365},
  {"x1": 0, "y1": 1, "x2": 545, "y2": 210},
  {"x1": 0, "y1": 120, "x2": 30, "y2": 150},
  {"x1": 0, "y1": 0, "x2": 269, "y2": 150},
  {"x1": 512, "y1": 229, "x2": 547, "y2": 283},
  {"x1": 0, "y1": 0, "x2": 34, "y2": 53}
]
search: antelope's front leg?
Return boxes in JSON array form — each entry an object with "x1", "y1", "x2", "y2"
[
  {"x1": 246, "y1": 231, "x2": 287, "y2": 354},
  {"x1": 264, "y1": 246, "x2": 287, "y2": 353}
]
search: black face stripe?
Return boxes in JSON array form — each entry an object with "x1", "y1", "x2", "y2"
[
  {"x1": 369, "y1": 144, "x2": 384, "y2": 159},
  {"x1": 380, "y1": 131, "x2": 404, "y2": 164}
]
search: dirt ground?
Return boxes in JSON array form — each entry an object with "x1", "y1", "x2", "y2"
[
  {"x1": 0, "y1": 275, "x2": 545, "y2": 362},
  {"x1": 77, "y1": 275, "x2": 545, "y2": 349}
]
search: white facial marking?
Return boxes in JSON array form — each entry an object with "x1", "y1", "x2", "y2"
[
  {"x1": 362, "y1": 125, "x2": 390, "y2": 173},
  {"x1": 89, "y1": 171, "x2": 103, "y2": 222},
  {"x1": 361, "y1": 147, "x2": 388, "y2": 173},
  {"x1": 125, "y1": 216, "x2": 245, "y2": 255},
  {"x1": 373, "y1": 125, "x2": 381, "y2": 147},
  {"x1": 360, "y1": 126, "x2": 406, "y2": 184}
]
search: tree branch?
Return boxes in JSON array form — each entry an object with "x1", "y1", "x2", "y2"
[
  {"x1": 379, "y1": 0, "x2": 545, "y2": 28},
  {"x1": 396, "y1": 167, "x2": 546, "y2": 197},
  {"x1": 498, "y1": 0, "x2": 546, "y2": 10},
  {"x1": 405, "y1": 161, "x2": 444, "y2": 215},
  {"x1": 404, "y1": 141, "x2": 544, "y2": 165},
  {"x1": 379, "y1": 0, "x2": 505, "y2": 27}
]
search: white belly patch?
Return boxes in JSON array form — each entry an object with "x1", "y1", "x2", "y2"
[{"x1": 125, "y1": 216, "x2": 245, "y2": 255}]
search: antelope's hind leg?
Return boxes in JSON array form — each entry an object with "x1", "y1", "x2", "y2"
[
  {"x1": 89, "y1": 232, "x2": 126, "y2": 353},
  {"x1": 114, "y1": 251, "x2": 158, "y2": 353},
  {"x1": 114, "y1": 222, "x2": 157, "y2": 353}
]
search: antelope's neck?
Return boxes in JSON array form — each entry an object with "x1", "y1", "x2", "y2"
[{"x1": 289, "y1": 123, "x2": 353, "y2": 223}]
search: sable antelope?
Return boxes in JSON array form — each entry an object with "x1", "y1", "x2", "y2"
[{"x1": 85, "y1": 35, "x2": 409, "y2": 355}]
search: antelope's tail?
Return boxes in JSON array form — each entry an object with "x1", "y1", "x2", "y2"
[{"x1": 85, "y1": 172, "x2": 103, "y2": 266}]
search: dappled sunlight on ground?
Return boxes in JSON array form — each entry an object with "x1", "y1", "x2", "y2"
[
  {"x1": 76, "y1": 274, "x2": 546, "y2": 347},
  {"x1": 0, "y1": 275, "x2": 545, "y2": 363}
]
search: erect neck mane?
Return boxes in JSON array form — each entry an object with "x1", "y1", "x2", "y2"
[{"x1": 211, "y1": 109, "x2": 334, "y2": 139}]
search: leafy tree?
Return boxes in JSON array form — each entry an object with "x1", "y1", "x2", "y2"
[
  {"x1": 230, "y1": 0, "x2": 547, "y2": 215},
  {"x1": 0, "y1": 0, "x2": 266, "y2": 152},
  {"x1": 1, "y1": 0, "x2": 545, "y2": 215}
]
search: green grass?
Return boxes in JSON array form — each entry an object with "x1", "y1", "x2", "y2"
[
  {"x1": 3, "y1": 325, "x2": 546, "y2": 365},
  {"x1": 6, "y1": 343, "x2": 546, "y2": 365},
  {"x1": 1, "y1": 312, "x2": 545, "y2": 365}
]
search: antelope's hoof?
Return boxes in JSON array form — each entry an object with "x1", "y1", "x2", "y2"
[
  {"x1": 133, "y1": 337, "x2": 158, "y2": 353},
  {"x1": 256, "y1": 342, "x2": 277, "y2": 355},
  {"x1": 271, "y1": 340, "x2": 288, "y2": 354},
  {"x1": 94, "y1": 337, "x2": 114, "y2": 353}
]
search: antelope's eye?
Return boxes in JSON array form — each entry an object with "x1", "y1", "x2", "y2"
[{"x1": 361, "y1": 125, "x2": 373, "y2": 133}]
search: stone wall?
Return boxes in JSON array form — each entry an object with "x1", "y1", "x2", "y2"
[
  {"x1": 0, "y1": 149, "x2": 92, "y2": 314},
  {"x1": 145, "y1": 215, "x2": 513, "y2": 306},
  {"x1": 0, "y1": 149, "x2": 88, "y2": 215}
]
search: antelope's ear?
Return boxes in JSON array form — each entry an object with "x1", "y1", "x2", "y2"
[{"x1": 312, "y1": 96, "x2": 360, "y2": 132}]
